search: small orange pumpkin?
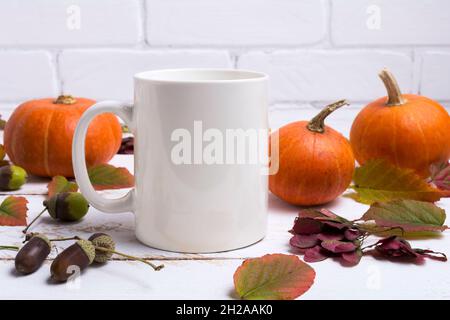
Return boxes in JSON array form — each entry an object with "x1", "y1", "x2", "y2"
[
  {"x1": 350, "y1": 69, "x2": 450, "y2": 177},
  {"x1": 4, "y1": 95, "x2": 122, "y2": 177},
  {"x1": 269, "y1": 100, "x2": 355, "y2": 206}
]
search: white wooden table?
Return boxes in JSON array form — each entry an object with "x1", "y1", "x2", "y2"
[
  {"x1": 0, "y1": 154, "x2": 449, "y2": 300},
  {"x1": 0, "y1": 107, "x2": 449, "y2": 300}
]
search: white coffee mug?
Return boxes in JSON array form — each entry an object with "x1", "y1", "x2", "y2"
[{"x1": 72, "y1": 69, "x2": 269, "y2": 253}]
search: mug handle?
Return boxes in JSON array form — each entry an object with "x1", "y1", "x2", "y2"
[{"x1": 72, "y1": 101, "x2": 135, "y2": 213}]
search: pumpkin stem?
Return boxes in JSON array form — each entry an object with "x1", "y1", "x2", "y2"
[
  {"x1": 307, "y1": 100, "x2": 349, "y2": 134},
  {"x1": 379, "y1": 69, "x2": 406, "y2": 106},
  {"x1": 54, "y1": 95, "x2": 77, "y2": 105}
]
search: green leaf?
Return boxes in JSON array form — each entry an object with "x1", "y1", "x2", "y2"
[
  {"x1": 0, "y1": 144, "x2": 5, "y2": 160},
  {"x1": 88, "y1": 164, "x2": 135, "y2": 190},
  {"x1": 351, "y1": 159, "x2": 447, "y2": 204},
  {"x1": 233, "y1": 254, "x2": 315, "y2": 300},
  {"x1": 121, "y1": 124, "x2": 130, "y2": 133},
  {"x1": 0, "y1": 116, "x2": 6, "y2": 130},
  {"x1": 361, "y1": 200, "x2": 448, "y2": 234},
  {"x1": 0, "y1": 196, "x2": 28, "y2": 226},
  {"x1": 47, "y1": 176, "x2": 78, "y2": 197}
]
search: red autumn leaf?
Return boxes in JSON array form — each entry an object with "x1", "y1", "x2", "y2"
[
  {"x1": 0, "y1": 196, "x2": 28, "y2": 226},
  {"x1": 430, "y1": 161, "x2": 450, "y2": 191},
  {"x1": 47, "y1": 176, "x2": 78, "y2": 197},
  {"x1": 88, "y1": 164, "x2": 135, "y2": 190},
  {"x1": 233, "y1": 254, "x2": 315, "y2": 300}
]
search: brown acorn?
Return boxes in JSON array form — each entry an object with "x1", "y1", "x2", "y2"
[
  {"x1": 15, "y1": 234, "x2": 51, "y2": 275},
  {"x1": 50, "y1": 239, "x2": 95, "y2": 282}
]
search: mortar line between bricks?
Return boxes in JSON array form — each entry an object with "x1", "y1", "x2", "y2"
[
  {"x1": 2, "y1": 46, "x2": 450, "y2": 54},
  {"x1": 140, "y1": 0, "x2": 148, "y2": 47},
  {"x1": 54, "y1": 50, "x2": 63, "y2": 95}
]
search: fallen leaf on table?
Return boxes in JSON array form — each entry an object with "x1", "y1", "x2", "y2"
[
  {"x1": 88, "y1": 163, "x2": 135, "y2": 190},
  {"x1": 349, "y1": 159, "x2": 448, "y2": 204},
  {"x1": 0, "y1": 145, "x2": 5, "y2": 160},
  {"x1": 47, "y1": 176, "x2": 79, "y2": 197},
  {"x1": 366, "y1": 236, "x2": 447, "y2": 263},
  {"x1": 233, "y1": 254, "x2": 315, "y2": 300},
  {"x1": 361, "y1": 199, "x2": 448, "y2": 235},
  {"x1": 290, "y1": 209, "x2": 363, "y2": 266},
  {"x1": 0, "y1": 116, "x2": 6, "y2": 130},
  {"x1": 430, "y1": 161, "x2": 450, "y2": 191},
  {"x1": 0, "y1": 196, "x2": 28, "y2": 226}
]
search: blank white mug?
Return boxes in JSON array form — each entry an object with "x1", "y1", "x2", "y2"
[{"x1": 72, "y1": 69, "x2": 269, "y2": 253}]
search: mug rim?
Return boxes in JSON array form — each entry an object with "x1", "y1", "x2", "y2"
[{"x1": 134, "y1": 68, "x2": 268, "y2": 84}]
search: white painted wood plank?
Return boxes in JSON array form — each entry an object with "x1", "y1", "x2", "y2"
[
  {"x1": 1, "y1": 193, "x2": 449, "y2": 261},
  {"x1": 0, "y1": 255, "x2": 449, "y2": 299}
]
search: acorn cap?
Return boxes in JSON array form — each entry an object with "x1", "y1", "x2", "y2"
[
  {"x1": 32, "y1": 233, "x2": 51, "y2": 248},
  {"x1": 76, "y1": 240, "x2": 95, "y2": 265},
  {"x1": 89, "y1": 233, "x2": 115, "y2": 263},
  {"x1": 43, "y1": 193, "x2": 65, "y2": 220}
]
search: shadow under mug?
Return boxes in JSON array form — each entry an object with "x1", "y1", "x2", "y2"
[{"x1": 72, "y1": 69, "x2": 269, "y2": 253}]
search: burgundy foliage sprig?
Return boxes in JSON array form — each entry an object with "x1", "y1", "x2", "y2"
[{"x1": 289, "y1": 207, "x2": 447, "y2": 266}]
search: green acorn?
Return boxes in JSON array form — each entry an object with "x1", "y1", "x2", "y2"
[
  {"x1": 22, "y1": 192, "x2": 89, "y2": 234},
  {"x1": 44, "y1": 192, "x2": 89, "y2": 221},
  {"x1": 0, "y1": 165, "x2": 27, "y2": 190}
]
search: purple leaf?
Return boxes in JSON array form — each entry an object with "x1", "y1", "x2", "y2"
[
  {"x1": 321, "y1": 220, "x2": 348, "y2": 230},
  {"x1": 370, "y1": 236, "x2": 447, "y2": 263},
  {"x1": 341, "y1": 250, "x2": 363, "y2": 266},
  {"x1": 415, "y1": 249, "x2": 447, "y2": 262},
  {"x1": 304, "y1": 246, "x2": 329, "y2": 263},
  {"x1": 290, "y1": 234, "x2": 318, "y2": 249},
  {"x1": 344, "y1": 228, "x2": 362, "y2": 241},
  {"x1": 321, "y1": 240, "x2": 357, "y2": 253},
  {"x1": 318, "y1": 209, "x2": 338, "y2": 219},
  {"x1": 317, "y1": 232, "x2": 344, "y2": 242},
  {"x1": 292, "y1": 218, "x2": 323, "y2": 235}
]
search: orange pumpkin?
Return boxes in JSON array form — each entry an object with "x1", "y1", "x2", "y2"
[
  {"x1": 350, "y1": 69, "x2": 450, "y2": 177},
  {"x1": 4, "y1": 95, "x2": 122, "y2": 177},
  {"x1": 269, "y1": 100, "x2": 355, "y2": 206}
]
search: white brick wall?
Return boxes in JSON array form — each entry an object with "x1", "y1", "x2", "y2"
[
  {"x1": 238, "y1": 50, "x2": 412, "y2": 102},
  {"x1": 0, "y1": 51, "x2": 57, "y2": 101},
  {"x1": 0, "y1": 0, "x2": 141, "y2": 46},
  {"x1": 331, "y1": 0, "x2": 450, "y2": 46},
  {"x1": 146, "y1": 0, "x2": 327, "y2": 46},
  {"x1": 59, "y1": 50, "x2": 231, "y2": 101},
  {"x1": 420, "y1": 51, "x2": 450, "y2": 101},
  {"x1": 0, "y1": 0, "x2": 449, "y2": 135}
]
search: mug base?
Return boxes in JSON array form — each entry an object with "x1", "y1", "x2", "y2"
[{"x1": 135, "y1": 233, "x2": 266, "y2": 254}]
